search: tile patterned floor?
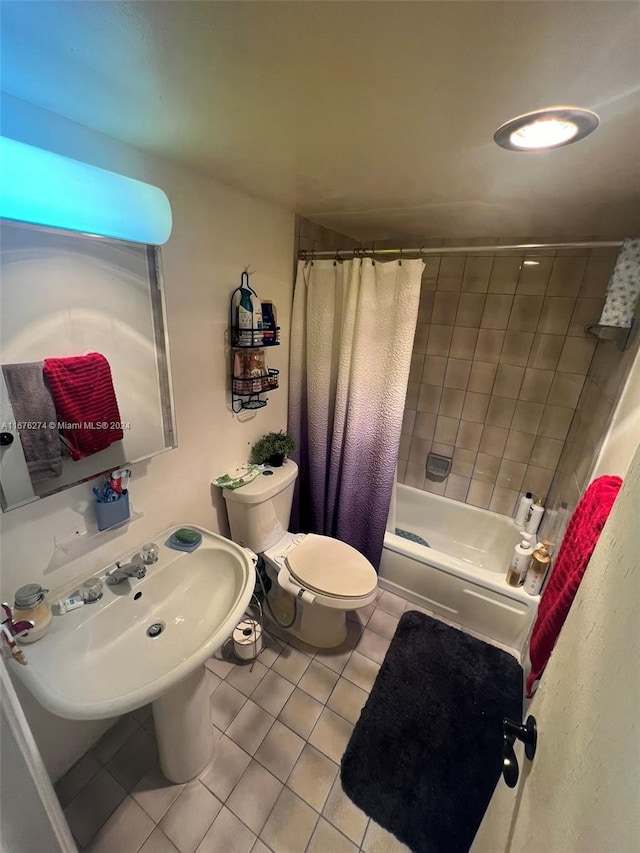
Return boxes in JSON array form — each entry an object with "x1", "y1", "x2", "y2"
[{"x1": 56, "y1": 588, "x2": 519, "y2": 853}]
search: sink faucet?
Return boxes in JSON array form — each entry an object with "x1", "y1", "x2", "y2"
[{"x1": 106, "y1": 557, "x2": 146, "y2": 585}]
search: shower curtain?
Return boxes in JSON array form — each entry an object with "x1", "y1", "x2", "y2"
[{"x1": 288, "y1": 257, "x2": 423, "y2": 568}]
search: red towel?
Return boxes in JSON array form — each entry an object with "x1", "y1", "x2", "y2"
[
  {"x1": 43, "y1": 353, "x2": 124, "y2": 460},
  {"x1": 526, "y1": 475, "x2": 622, "y2": 697}
]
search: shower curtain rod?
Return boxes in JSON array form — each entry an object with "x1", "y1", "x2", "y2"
[{"x1": 298, "y1": 240, "x2": 623, "y2": 259}]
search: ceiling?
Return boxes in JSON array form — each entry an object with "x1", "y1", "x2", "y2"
[{"x1": 1, "y1": 1, "x2": 639, "y2": 241}]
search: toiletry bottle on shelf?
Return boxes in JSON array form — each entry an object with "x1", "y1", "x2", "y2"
[
  {"x1": 514, "y1": 492, "x2": 533, "y2": 527},
  {"x1": 524, "y1": 541, "x2": 553, "y2": 596},
  {"x1": 525, "y1": 497, "x2": 545, "y2": 535},
  {"x1": 233, "y1": 274, "x2": 255, "y2": 346},
  {"x1": 506, "y1": 538, "x2": 534, "y2": 587},
  {"x1": 247, "y1": 276, "x2": 264, "y2": 346},
  {"x1": 261, "y1": 301, "x2": 277, "y2": 345}
]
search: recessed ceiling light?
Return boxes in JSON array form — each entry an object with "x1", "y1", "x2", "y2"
[
  {"x1": 523, "y1": 260, "x2": 540, "y2": 266},
  {"x1": 494, "y1": 107, "x2": 600, "y2": 151}
]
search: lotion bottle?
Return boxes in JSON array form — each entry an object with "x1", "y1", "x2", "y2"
[
  {"x1": 506, "y1": 539, "x2": 534, "y2": 587},
  {"x1": 525, "y1": 497, "x2": 545, "y2": 536},
  {"x1": 524, "y1": 541, "x2": 552, "y2": 596},
  {"x1": 514, "y1": 492, "x2": 533, "y2": 527}
]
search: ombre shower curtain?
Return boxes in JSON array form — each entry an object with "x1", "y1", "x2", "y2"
[{"x1": 288, "y1": 257, "x2": 423, "y2": 568}]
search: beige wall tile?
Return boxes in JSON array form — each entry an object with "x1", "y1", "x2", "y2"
[
  {"x1": 461, "y1": 391, "x2": 490, "y2": 423},
  {"x1": 413, "y1": 323, "x2": 430, "y2": 353},
  {"x1": 466, "y1": 479, "x2": 494, "y2": 509},
  {"x1": 496, "y1": 458, "x2": 527, "y2": 491},
  {"x1": 426, "y1": 325, "x2": 454, "y2": 356},
  {"x1": 444, "y1": 358, "x2": 472, "y2": 390},
  {"x1": 422, "y1": 258, "x2": 441, "y2": 291},
  {"x1": 489, "y1": 257, "x2": 522, "y2": 294},
  {"x1": 424, "y1": 476, "x2": 447, "y2": 495},
  {"x1": 473, "y1": 452, "x2": 501, "y2": 483},
  {"x1": 489, "y1": 485, "x2": 519, "y2": 515},
  {"x1": 547, "y1": 372, "x2": 585, "y2": 408},
  {"x1": 479, "y1": 425, "x2": 509, "y2": 457},
  {"x1": 408, "y1": 436, "x2": 431, "y2": 464},
  {"x1": 493, "y1": 364, "x2": 525, "y2": 398},
  {"x1": 398, "y1": 434, "x2": 411, "y2": 461},
  {"x1": 449, "y1": 326, "x2": 479, "y2": 359},
  {"x1": 481, "y1": 294, "x2": 514, "y2": 330},
  {"x1": 413, "y1": 412, "x2": 437, "y2": 441},
  {"x1": 547, "y1": 256, "x2": 587, "y2": 296},
  {"x1": 456, "y1": 293, "x2": 486, "y2": 327},
  {"x1": 409, "y1": 353, "x2": 425, "y2": 383},
  {"x1": 405, "y1": 382, "x2": 419, "y2": 409},
  {"x1": 397, "y1": 458, "x2": 408, "y2": 482},
  {"x1": 516, "y1": 257, "x2": 553, "y2": 295},
  {"x1": 486, "y1": 396, "x2": 516, "y2": 428},
  {"x1": 436, "y1": 256, "x2": 465, "y2": 291},
  {"x1": 434, "y1": 415, "x2": 460, "y2": 445},
  {"x1": 503, "y1": 430, "x2": 535, "y2": 463},
  {"x1": 567, "y1": 297, "x2": 604, "y2": 337},
  {"x1": 474, "y1": 329, "x2": 505, "y2": 363},
  {"x1": 444, "y1": 473, "x2": 471, "y2": 501},
  {"x1": 439, "y1": 388, "x2": 465, "y2": 419},
  {"x1": 508, "y1": 295, "x2": 544, "y2": 331},
  {"x1": 519, "y1": 368, "x2": 554, "y2": 403},
  {"x1": 418, "y1": 290, "x2": 435, "y2": 321},
  {"x1": 500, "y1": 331, "x2": 534, "y2": 367},
  {"x1": 511, "y1": 400, "x2": 545, "y2": 434},
  {"x1": 452, "y1": 447, "x2": 477, "y2": 477},
  {"x1": 537, "y1": 297, "x2": 576, "y2": 335},
  {"x1": 527, "y1": 334, "x2": 564, "y2": 370},
  {"x1": 432, "y1": 441, "x2": 455, "y2": 457},
  {"x1": 401, "y1": 410, "x2": 416, "y2": 436},
  {"x1": 529, "y1": 436, "x2": 564, "y2": 470},
  {"x1": 579, "y1": 252, "x2": 617, "y2": 297},
  {"x1": 455, "y1": 420, "x2": 484, "y2": 451},
  {"x1": 421, "y1": 355, "x2": 447, "y2": 386},
  {"x1": 523, "y1": 465, "x2": 554, "y2": 499},
  {"x1": 467, "y1": 361, "x2": 497, "y2": 393},
  {"x1": 432, "y1": 292, "x2": 460, "y2": 325},
  {"x1": 417, "y1": 384, "x2": 442, "y2": 413},
  {"x1": 557, "y1": 336, "x2": 597, "y2": 374},
  {"x1": 538, "y1": 405, "x2": 574, "y2": 440},
  {"x1": 462, "y1": 256, "x2": 493, "y2": 293},
  {"x1": 404, "y1": 459, "x2": 426, "y2": 489}
]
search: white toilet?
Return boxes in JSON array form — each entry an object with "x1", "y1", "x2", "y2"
[{"x1": 221, "y1": 459, "x2": 378, "y2": 648}]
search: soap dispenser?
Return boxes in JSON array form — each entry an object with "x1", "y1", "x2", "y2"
[{"x1": 12, "y1": 584, "x2": 52, "y2": 643}]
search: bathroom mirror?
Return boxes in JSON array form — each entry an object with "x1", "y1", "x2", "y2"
[{"x1": 0, "y1": 219, "x2": 177, "y2": 511}]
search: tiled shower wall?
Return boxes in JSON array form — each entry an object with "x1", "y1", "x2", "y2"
[
  {"x1": 398, "y1": 247, "x2": 619, "y2": 517},
  {"x1": 544, "y1": 296, "x2": 640, "y2": 532}
]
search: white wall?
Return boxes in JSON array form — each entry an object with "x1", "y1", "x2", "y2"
[
  {"x1": 0, "y1": 93, "x2": 296, "y2": 779},
  {"x1": 472, "y1": 440, "x2": 640, "y2": 852}
]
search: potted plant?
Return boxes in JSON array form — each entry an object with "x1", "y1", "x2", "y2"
[{"x1": 251, "y1": 430, "x2": 296, "y2": 467}]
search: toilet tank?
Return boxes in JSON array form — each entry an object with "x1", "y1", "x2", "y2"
[{"x1": 221, "y1": 460, "x2": 298, "y2": 553}]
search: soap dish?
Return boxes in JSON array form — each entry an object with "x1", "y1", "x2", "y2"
[
  {"x1": 166, "y1": 530, "x2": 202, "y2": 552},
  {"x1": 426, "y1": 452, "x2": 452, "y2": 481}
]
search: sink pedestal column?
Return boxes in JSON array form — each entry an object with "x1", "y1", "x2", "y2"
[{"x1": 152, "y1": 664, "x2": 213, "y2": 783}]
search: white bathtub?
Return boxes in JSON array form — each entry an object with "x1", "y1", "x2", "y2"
[{"x1": 380, "y1": 483, "x2": 538, "y2": 651}]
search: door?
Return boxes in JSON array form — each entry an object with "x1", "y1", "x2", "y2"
[
  {"x1": 471, "y1": 443, "x2": 640, "y2": 853},
  {"x1": 0, "y1": 660, "x2": 77, "y2": 853}
]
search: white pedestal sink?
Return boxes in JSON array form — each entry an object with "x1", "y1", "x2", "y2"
[{"x1": 10, "y1": 525, "x2": 255, "y2": 782}]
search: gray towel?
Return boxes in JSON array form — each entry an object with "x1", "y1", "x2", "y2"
[{"x1": 2, "y1": 361, "x2": 62, "y2": 482}]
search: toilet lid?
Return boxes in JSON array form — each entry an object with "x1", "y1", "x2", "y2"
[{"x1": 286, "y1": 534, "x2": 377, "y2": 598}]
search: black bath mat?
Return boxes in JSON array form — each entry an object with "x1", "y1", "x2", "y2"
[{"x1": 341, "y1": 611, "x2": 522, "y2": 853}]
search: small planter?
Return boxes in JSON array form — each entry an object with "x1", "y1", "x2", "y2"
[{"x1": 267, "y1": 453, "x2": 285, "y2": 467}]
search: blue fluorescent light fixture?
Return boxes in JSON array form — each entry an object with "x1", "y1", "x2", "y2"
[{"x1": 0, "y1": 136, "x2": 172, "y2": 245}]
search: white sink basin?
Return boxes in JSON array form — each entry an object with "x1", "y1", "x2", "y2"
[{"x1": 12, "y1": 524, "x2": 255, "y2": 781}]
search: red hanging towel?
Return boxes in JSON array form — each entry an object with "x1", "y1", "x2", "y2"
[
  {"x1": 526, "y1": 475, "x2": 622, "y2": 697},
  {"x1": 43, "y1": 353, "x2": 124, "y2": 460}
]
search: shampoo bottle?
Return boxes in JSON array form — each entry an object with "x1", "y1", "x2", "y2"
[
  {"x1": 233, "y1": 274, "x2": 254, "y2": 346},
  {"x1": 506, "y1": 539, "x2": 534, "y2": 587},
  {"x1": 524, "y1": 541, "x2": 552, "y2": 596},
  {"x1": 514, "y1": 492, "x2": 534, "y2": 527},
  {"x1": 524, "y1": 497, "x2": 545, "y2": 536}
]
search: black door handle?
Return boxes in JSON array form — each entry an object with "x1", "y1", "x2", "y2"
[{"x1": 502, "y1": 715, "x2": 537, "y2": 788}]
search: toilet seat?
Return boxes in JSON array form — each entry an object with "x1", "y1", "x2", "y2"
[{"x1": 285, "y1": 534, "x2": 377, "y2": 599}]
